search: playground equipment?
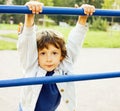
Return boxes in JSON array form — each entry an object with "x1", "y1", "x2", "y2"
[{"x1": 0, "y1": 5, "x2": 120, "y2": 88}]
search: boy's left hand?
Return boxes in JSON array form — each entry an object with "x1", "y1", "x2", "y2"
[
  {"x1": 81, "y1": 4, "x2": 95, "y2": 16},
  {"x1": 75, "y1": 4, "x2": 95, "y2": 25}
]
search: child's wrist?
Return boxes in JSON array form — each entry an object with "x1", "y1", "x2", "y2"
[
  {"x1": 25, "y1": 14, "x2": 34, "y2": 27},
  {"x1": 78, "y1": 16, "x2": 87, "y2": 25}
]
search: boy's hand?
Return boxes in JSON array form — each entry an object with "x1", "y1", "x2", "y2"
[
  {"x1": 81, "y1": 4, "x2": 95, "y2": 16},
  {"x1": 25, "y1": 1, "x2": 43, "y2": 14},
  {"x1": 24, "y1": 1, "x2": 44, "y2": 27},
  {"x1": 76, "y1": 4, "x2": 95, "y2": 25}
]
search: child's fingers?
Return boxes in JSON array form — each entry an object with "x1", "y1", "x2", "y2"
[
  {"x1": 89, "y1": 7, "x2": 95, "y2": 15},
  {"x1": 25, "y1": 2, "x2": 34, "y2": 12},
  {"x1": 81, "y1": 4, "x2": 95, "y2": 16},
  {"x1": 35, "y1": 3, "x2": 43, "y2": 14},
  {"x1": 35, "y1": 6, "x2": 40, "y2": 14},
  {"x1": 25, "y1": 1, "x2": 43, "y2": 14},
  {"x1": 31, "y1": 5, "x2": 36, "y2": 13}
]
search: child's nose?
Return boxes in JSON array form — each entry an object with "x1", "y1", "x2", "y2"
[{"x1": 46, "y1": 55, "x2": 52, "y2": 62}]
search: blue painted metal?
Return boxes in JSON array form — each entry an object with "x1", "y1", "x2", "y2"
[
  {"x1": 0, "y1": 5, "x2": 120, "y2": 16},
  {"x1": 0, "y1": 71, "x2": 120, "y2": 88}
]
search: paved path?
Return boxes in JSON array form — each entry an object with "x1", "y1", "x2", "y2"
[
  {"x1": 0, "y1": 30, "x2": 17, "y2": 43},
  {"x1": 0, "y1": 30, "x2": 17, "y2": 34},
  {"x1": 0, "y1": 49, "x2": 120, "y2": 111}
]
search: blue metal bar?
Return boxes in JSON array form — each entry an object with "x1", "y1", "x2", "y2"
[
  {"x1": 0, "y1": 5, "x2": 120, "y2": 16},
  {"x1": 0, "y1": 71, "x2": 120, "y2": 88}
]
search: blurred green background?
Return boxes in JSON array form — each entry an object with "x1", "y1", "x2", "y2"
[{"x1": 0, "y1": 0, "x2": 120, "y2": 50}]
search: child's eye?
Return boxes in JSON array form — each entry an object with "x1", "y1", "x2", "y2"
[
  {"x1": 53, "y1": 52, "x2": 58, "y2": 55},
  {"x1": 40, "y1": 52, "x2": 46, "y2": 55}
]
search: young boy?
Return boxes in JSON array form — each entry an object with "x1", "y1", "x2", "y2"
[{"x1": 17, "y1": 1, "x2": 95, "y2": 111}]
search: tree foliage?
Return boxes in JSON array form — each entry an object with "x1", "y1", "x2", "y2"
[
  {"x1": 40, "y1": 0, "x2": 53, "y2": 6},
  {"x1": 102, "y1": 0, "x2": 114, "y2": 9},
  {"x1": 75, "y1": 0, "x2": 104, "y2": 8},
  {"x1": 0, "y1": 0, "x2": 5, "y2": 4},
  {"x1": 91, "y1": 17, "x2": 108, "y2": 31},
  {"x1": 102, "y1": 0, "x2": 120, "y2": 9},
  {"x1": 12, "y1": 0, "x2": 29, "y2": 5}
]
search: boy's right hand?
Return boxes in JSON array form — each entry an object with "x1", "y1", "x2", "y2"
[
  {"x1": 25, "y1": 1, "x2": 43, "y2": 14},
  {"x1": 24, "y1": 1, "x2": 44, "y2": 27}
]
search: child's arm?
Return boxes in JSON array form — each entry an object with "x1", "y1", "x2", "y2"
[
  {"x1": 25, "y1": 1, "x2": 43, "y2": 27},
  {"x1": 17, "y1": 1, "x2": 43, "y2": 76},
  {"x1": 66, "y1": 4, "x2": 95, "y2": 63}
]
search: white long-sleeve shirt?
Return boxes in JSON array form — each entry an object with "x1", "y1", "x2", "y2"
[{"x1": 17, "y1": 23, "x2": 87, "y2": 111}]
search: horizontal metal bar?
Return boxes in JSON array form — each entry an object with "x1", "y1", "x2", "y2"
[
  {"x1": 0, "y1": 71, "x2": 120, "y2": 88},
  {"x1": 0, "y1": 5, "x2": 120, "y2": 16}
]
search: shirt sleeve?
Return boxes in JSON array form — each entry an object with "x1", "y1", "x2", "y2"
[
  {"x1": 17, "y1": 25, "x2": 38, "y2": 77},
  {"x1": 66, "y1": 23, "x2": 88, "y2": 63}
]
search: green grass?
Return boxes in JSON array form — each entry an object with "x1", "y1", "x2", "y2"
[
  {"x1": 0, "y1": 40, "x2": 16, "y2": 50},
  {"x1": 84, "y1": 30, "x2": 120, "y2": 48},
  {"x1": 0, "y1": 24, "x2": 18, "y2": 30},
  {"x1": 0, "y1": 24, "x2": 120, "y2": 50},
  {"x1": 0, "y1": 33, "x2": 18, "y2": 39}
]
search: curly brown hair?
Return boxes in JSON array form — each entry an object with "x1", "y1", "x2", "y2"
[{"x1": 36, "y1": 29, "x2": 67, "y2": 60}]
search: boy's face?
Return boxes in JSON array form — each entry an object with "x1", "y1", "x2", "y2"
[{"x1": 38, "y1": 44, "x2": 63, "y2": 72}]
